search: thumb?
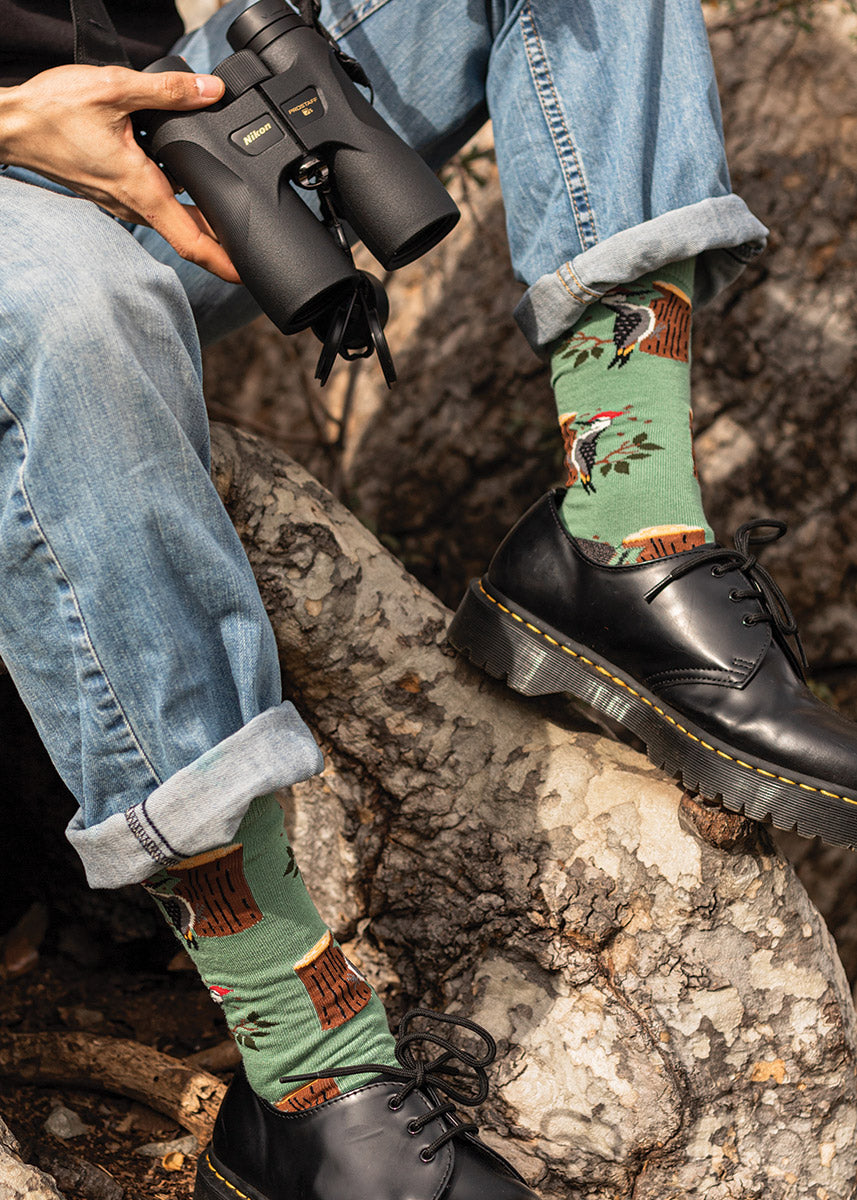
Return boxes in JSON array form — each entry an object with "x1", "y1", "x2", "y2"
[{"x1": 119, "y1": 68, "x2": 225, "y2": 113}]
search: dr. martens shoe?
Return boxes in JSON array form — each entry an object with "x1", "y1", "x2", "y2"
[
  {"x1": 195, "y1": 1010, "x2": 539, "y2": 1200},
  {"x1": 449, "y1": 490, "x2": 857, "y2": 849}
]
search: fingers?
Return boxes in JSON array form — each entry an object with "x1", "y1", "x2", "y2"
[
  {"x1": 153, "y1": 199, "x2": 241, "y2": 282},
  {"x1": 129, "y1": 163, "x2": 240, "y2": 281}
]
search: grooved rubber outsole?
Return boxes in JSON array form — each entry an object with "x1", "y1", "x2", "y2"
[{"x1": 448, "y1": 578, "x2": 857, "y2": 850}]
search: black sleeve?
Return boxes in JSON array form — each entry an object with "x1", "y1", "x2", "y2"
[{"x1": 0, "y1": 0, "x2": 185, "y2": 85}]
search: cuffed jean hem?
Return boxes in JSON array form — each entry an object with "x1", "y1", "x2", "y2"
[
  {"x1": 65, "y1": 702, "x2": 324, "y2": 889},
  {"x1": 513, "y1": 195, "x2": 769, "y2": 357}
]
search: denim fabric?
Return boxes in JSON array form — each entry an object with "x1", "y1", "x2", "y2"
[
  {"x1": 321, "y1": 0, "x2": 766, "y2": 353},
  {"x1": 170, "y1": 0, "x2": 768, "y2": 353},
  {"x1": 0, "y1": 0, "x2": 765, "y2": 887},
  {"x1": 0, "y1": 175, "x2": 322, "y2": 887}
]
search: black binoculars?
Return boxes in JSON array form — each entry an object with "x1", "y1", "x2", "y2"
[{"x1": 137, "y1": 0, "x2": 460, "y2": 384}]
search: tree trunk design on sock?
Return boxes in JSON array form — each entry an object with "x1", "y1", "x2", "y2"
[
  {"x1": 639, "y1": 283, "x2": 691, "y2": 362},
  {"x1": 276, "y1": 1078, "x2": 342, "y2": 1111},
  {"x1": 621, "y1": 525, "x2": 706, "y2": 560},
  {"x1": 294, "y1": 931, "x2": 373, "y2": 1030},
  {"x1": 167, "y1": 845, "x2": 263, "y2": 938}
]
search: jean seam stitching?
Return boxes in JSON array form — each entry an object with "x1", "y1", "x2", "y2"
[
  {"x1": 139, "y1": 796, "x2": 182, "y2": 857},
  {"x1": 327, "y1": 0, "x2": 396, "y2": 40},
  {"x1": 125, "y1": 800, "x2": 181, "y2": 867},
  {"x1": 554, "y1": 271, "x2": 588, "y2": 304},
  {"x1": 0, "y1": 394, "x2": 163, "y2": 795},
  {"x1": 555, "y1": 263, "x2": 601, "y2": 304},
  {"x1": 563, "y1": 263, "x2": 601, "y2": 299},
  {"x1": 520, "y1": 1, "x2": 598, "y2": 251}
]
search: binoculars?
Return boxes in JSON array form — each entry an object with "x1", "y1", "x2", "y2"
[{"x1": 138, "y1": 0, "x2": 460, "y2": 384}]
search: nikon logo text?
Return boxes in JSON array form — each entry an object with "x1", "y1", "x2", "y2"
[{"x1": 243, "y1": 122, "x2": 273, "y2": 146}]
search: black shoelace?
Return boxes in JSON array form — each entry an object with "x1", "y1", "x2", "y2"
[
  {"x1": 279, "y1": 1008, "x2": 496, "y2": 1162},
  {"x1": 643, "y1": 519, "x2": 808, "y2": 678}
]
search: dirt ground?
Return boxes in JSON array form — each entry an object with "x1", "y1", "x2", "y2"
[{"x1": 1, "y1": 932, "x2": 225, "y2": 1200}]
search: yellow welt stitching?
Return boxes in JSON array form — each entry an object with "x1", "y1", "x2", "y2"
[
  {"x1": 475, "y1": 580, "x2": 854, "y2": 805},
  {"x1": 205, "y1": 1156, "x2": 252, "y2": 1200}
]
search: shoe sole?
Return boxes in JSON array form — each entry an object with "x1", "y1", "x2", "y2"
[
  {"x1": 195, "y1": 1149, "x2": 267, "y2": 1200},
  {"x1": 449, "y1": 578, "x2": 857, "y2": 850}
]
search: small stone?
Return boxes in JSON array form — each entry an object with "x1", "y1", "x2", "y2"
[
  {"x1": 183, "y1": 1039, "x2": 241, "y2": 1072},
  {"x1": 166, "y1": 949, "x2": 196, "y2": 972},
  {"x1": 44, "y1": 1106, "x2": 91, "y2": 1140},
  {"x1": 57, "y1": 1005, "x2": 105, "y2": 1029},
  {"x1": 134, "y1": 1135, "x2": 197, "y2": 1159},
  {"x1": 678, "y1": 792, "x2": 758, "y2": 851},
  {"x1": 3, "y1": 903, "x2": 49, "y2": 978}
]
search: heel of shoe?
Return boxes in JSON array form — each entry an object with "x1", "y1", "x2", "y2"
[{"x1": 448, "y1": 579, "x2": 573, "y2": 698}]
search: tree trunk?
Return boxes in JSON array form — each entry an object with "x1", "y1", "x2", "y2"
[
  {"x1": 0, "y1": 1115, "x2": 64, "y2": 1200},
  {"x1": 204, "y1": 422, "x2": 857, "y2": 1199}
]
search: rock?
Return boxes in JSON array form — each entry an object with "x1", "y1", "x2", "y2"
[
  {"x1": 133, "y1": 1135, "x2": 197, "y2": 1158},
  {"x1": 43, "y1": 1107, "x2": 90, "y2": 1140}
]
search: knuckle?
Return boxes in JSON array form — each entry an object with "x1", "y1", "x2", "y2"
[
  {"x1": 96, "y1": 65, "x2": 128, "y2": 100},
  {"x1": 160, "y1": 73, "x2": 193, "y2": 104}
]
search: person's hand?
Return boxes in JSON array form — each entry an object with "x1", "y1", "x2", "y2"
[{"x1": 0, "y1": 64, "x2": 240, "y2": 282}]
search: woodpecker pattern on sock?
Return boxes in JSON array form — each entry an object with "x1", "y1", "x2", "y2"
[
  {"x1": 551, "y1": 257, "x2": 713, "y2": 564},
  {"x1": 144, "y1": 794, "x2": 397, "y2": 1108}
]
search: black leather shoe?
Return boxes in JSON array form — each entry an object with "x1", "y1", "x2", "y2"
[
  {"x1": 449, "y1": 489, "x2": 857, "y2": 849},
  {"x1": 195, "y1": 1010, "x2": 538, "y2": 1200}
]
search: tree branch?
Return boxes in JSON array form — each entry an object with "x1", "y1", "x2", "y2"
[{"x1": 0, "y1": 1033, "x2": 225, "y2": 1143}]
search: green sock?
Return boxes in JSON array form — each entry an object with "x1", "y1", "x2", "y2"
[
  {"x1": 551, "y1": 257, "x2": 713, "y2": 565},
  {"x1": 144, "y1": 794, "x2": 397, "y2": 1109}
]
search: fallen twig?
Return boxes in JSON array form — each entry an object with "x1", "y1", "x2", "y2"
[{"x1": 0, "y1": 1033, "x2": 225, "y2": 1142}]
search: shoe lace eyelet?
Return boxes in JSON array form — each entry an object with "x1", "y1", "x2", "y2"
[
  {"x1": 711, "y1": 565, "x2": 726, "y2": 577},
  {"x1": 388, "y1": 1096, "x2": 404, "y2": 1112},
  {"x1": 419, "y1": 1149, "x2": 436, "y2": 1164},
  {"x1": 406, "y1": 1120, "x2": 420, "y2": 1134},
  {"x1": 742, "y1": 614, "x2": 755, "y2": 626},
  {"x1": 729, "y1": 589, "x2": 741, "y2": 602}
]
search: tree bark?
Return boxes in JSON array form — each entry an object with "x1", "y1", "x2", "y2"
[
  {"x1": 0, "y1": 1115, "x2": 65, "y2": 1200},
  {"x1": 202, "y1": 422, "x2": 857, "y2": 1199}
]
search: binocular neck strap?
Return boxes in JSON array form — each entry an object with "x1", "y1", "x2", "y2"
[
  {"x1": 294, "y1": 0, "x2": 372, "y2": 94},
  {"x1": 68, "y1": 0, "x2": 131, "y2": 68}
]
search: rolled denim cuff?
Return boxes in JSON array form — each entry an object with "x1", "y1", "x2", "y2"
[
  {"x1": 65, "y1": 701, "x2": 324, "y2": 889},
  {"x1": 514, "y1": 195, "x2": 769, "y2": 357}
]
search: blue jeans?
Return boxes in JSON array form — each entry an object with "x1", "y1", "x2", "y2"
[{"x1": 0, "y1": 0, "x2": 766, "y2": 889}]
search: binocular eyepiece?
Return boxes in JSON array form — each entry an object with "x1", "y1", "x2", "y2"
[{"x1": 138, "y1": 0, "x2": 460, "y2": 383}]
